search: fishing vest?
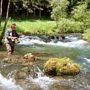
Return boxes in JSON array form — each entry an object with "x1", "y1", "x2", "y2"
[{"x1": 5, "y1": 29, "x2": 19, "y2": 44}]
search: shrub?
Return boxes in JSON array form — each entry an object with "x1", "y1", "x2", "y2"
[
  {"x1": 50, "y1": 0, "x2": 69, "y2": 21},
  {"x1": 44, "y1": 57, "x2": 80, "y2": 76},
  {"x1": 56, "y1": 18, "x2": 85, "y2": 33},
  {"x1": 72, "y1": 3, "x2": 87, "y2": 22},
  {"x1": 83, "y1": 28, "x2": 90, "y2": 41}
]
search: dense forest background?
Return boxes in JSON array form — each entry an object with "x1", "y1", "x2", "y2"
[
  {"x1": 2, "y1": 0, "x2": 51, "y2": 18},
  {"x1": 2, "y1": 0, "x2": 90, "y2": 18}
]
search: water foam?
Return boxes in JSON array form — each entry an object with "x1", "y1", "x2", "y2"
[
  {"x1": 28, "y1": 66, "x2": 56, "y2": 90},
  {"x1": 0, "y1": 74, "x2": 23, "y2": 90},
  {"x1": 27, "y1": 66, "x2": 90, "y2": 90},
  {"x1": 18, "y1": 35, "x2": 87, "y2": 48},
  {"x1": 29, "y1": 74, "x2": 56, "y2": 90},
  {"x1": 83, "y1": 58, "x2": 90, "y2": 63},
  {"x1": 47, "y1": 40, "x2": 87, "y2": 48}
]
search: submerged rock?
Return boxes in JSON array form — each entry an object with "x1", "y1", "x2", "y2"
[
  {"x1": 44, "y1": 57, "x2": 80, "y2": 76},
  {"x1": 2, "y1": 58, "x2": 18, "y2": 64},
  {"x1": 14, "y1": 70, "x2": 27, "y2": 79},
  {"x1": 2, "y1": 58, "x2": 9, "y2": 63},
  {"x1": 23, "y1": 53, "x2": 35, "y2": 62}
]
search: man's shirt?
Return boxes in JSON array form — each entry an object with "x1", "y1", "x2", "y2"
[{"x1": 4, "y1": 28, "x2": 19, "y2": 44}]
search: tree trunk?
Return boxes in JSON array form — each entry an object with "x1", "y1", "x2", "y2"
[
  {"x1": 0, "y1": 0, "x2": 10, "y2": 45},
  {"x1": 12, "y1": 4, "x2": 15, "y2": 18},
  {"x1": 38, "y1": 0, "x2": 42, "y2": 18},
  {"x1": 33, "y1": 8, "x2": 36, "y2": 17},
  {"x1": 27, "y1": 9, "x2": 29, "y2": 17},
  {"x1": 0, "y1": 0, "x2": 3, "y2": 27},
  {"x1": 39, "y1": 9, "x2": 41, "y2": 18}
]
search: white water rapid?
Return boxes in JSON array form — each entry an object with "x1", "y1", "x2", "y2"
[
  {"x1": 0, "y1": 74, "x2": 23, "y2": 90},
  {"x1": 18, "y1": 35, "x2": 87, "y2": 48},
  {"x1": 27, "y1": 67, "x2": 90, "y2": 90},
  {"x1": 27, "y1": 66, "x2": 57, "y2": 90}
]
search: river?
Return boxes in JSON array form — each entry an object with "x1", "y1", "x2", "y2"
[{"x1": 0, "y1": 34, "x2": 90, "y2": 90}]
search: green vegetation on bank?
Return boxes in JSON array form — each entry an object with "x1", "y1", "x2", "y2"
[
  {"x1": 15, "y1": 19, "x2": 56, "y2": 36},
  {"x1": 83, "y1": 29, "x2": 90, "y2": 41},
  {"x1": 0, "y1": 18, "x2": 56, "y2": 36},
  {"x1": 50, "y1": 0, "x2": 90, "y2": 40},
  {"x1": 56, "y1": 18, "x2": 85, "y2": 33},
  {"x1": 0, "y1": 17, "x2": 87, "y2": 36}
]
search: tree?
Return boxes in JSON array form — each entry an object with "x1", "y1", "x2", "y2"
[
  {"x1": 0, "y1": 0, "x2": 11, "y2": 45},
  {"x1": 0, "y1": 0, "x2": 3, "y2": 27},
  {"x1": 21, "y1": 0, "x2": 50, "y2": 18},
  {"x1": 86, "y1": 0, "x2": 90, "y2": 9},
  {"x1": 50, "y1": 0, "x2": 69, "y2": 26},
  {"x1": 31, "y1": 0, "x2": 44, "y2": 18},
  {"x1": 72, "y1": 1, "x2": 87, "y2": 21}
]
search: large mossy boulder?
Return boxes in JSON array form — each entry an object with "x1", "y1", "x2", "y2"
[{"x1": 44, "y1": 57, "x2": 80, "y2": 76}]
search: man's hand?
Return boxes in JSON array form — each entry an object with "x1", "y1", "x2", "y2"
[
  {"x1": 12, "y1": 37, "x2": 17, "y2": 39},
  {"x1": 7, "y1": 36, "x2": 17, "y2": 39}
]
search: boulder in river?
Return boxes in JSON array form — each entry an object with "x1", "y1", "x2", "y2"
[
  {"x1": 23, "y1": 53, "x2": 35, "y2": 62},
  {"x1": 44, "y1": 57, "x2": 80, "y2": 76}
]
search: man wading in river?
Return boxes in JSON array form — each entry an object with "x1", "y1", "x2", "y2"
[{"x1": 4, "y1": 23, "x2": 19, "y2": 60}]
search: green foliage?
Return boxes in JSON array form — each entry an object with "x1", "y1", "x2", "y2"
[
  {"x1": 86, "y1": 0, "x2": 90, "y2": 8},
  {"x1": 84, "y1": 11, "x2": 90, "y2": 28},
  {"x1": 44, "y1": 57, "x2": 80, "y2": 76},
  {"x1": 50, "y1": 0, "x2": 69, "y2": 21},
  {"x1": 56, "y1": 18, "x2": 85, "y2": 33},
  {"x1": 5, "y1": 18, "x2": 56, "y2": 35},
  {"x1": 72, "y1": 2, "x2": 87, "y2": 21},
  {"x1": 49, "y1": 0, "x2": 90, "y2": 35},
  {"x1": 0, "y1": 23, "x2": 3, "y2": 36},
  {"x1": 72, "y1": 2, "x2": 90, "y2": 24},
  {"x1": 0, "y1": 15, "x2": 89, "y2": 36},
  {"x1": 83, "y1": 28, "x2": 90, "y2": 41}
]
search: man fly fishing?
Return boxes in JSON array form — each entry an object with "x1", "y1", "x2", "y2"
[{"x1": 4, "y1": 23, "x2": 19, "y2": 60}]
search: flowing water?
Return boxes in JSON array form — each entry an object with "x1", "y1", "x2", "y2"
[
  {"x1": 0, "y1": 74, "x2": 23, "y2": 90},
  {"x1": 0, "y1": 34, "x2": 90, "y2": 90}
]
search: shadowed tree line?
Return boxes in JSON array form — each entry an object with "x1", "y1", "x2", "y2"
[
  {"x1": 1, "y1": 0, "x2": 90, "y2": 18},
  {"x1": 1, "y1": 0, "x2": 51, "y2": 18}
]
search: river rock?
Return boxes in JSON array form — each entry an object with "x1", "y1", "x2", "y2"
[
  {"x1": 23, "y1": 53, "x2": 35, "y2": 62},
  {"x1": 14, "y1": 70, "x2": 27, "y2": 79},
  {"x1": 44, "y1": 57, "x2": 80, "y2": 76},
  {"x1": 2, "y1": 58, "x2": 9, "y2": 63}
]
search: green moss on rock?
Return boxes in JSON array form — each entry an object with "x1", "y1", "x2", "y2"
[{"x1": 44, "y1": 57, "x2": 80, "y2": 76}]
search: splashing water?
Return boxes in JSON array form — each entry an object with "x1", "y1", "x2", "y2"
[
  {"x1": 27, "y1": 66, "x2": 57, "y2": 90},
  {"x1": 32, "y1": 76, "x2": 56, "y2": 90},
  {"x1": 27, "y1": 66, "x2": 90, "y2": 90},
  {"x1": 83, "y1": 58, "x2": 90, "y2": 63},
  {"x1": 47, "y1": 40, "x2": 87, "y2": 48},
  {"x1": 0, "y1": 73, "x2": 23, "y2": 90},
  {"x1": 18, "y1": 35, "x2": 87, "y2": 48}
]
